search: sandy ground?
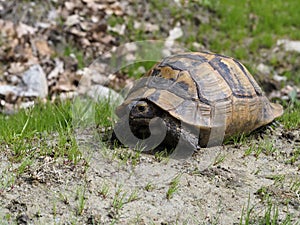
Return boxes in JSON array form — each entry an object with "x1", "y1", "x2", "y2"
[{"x1": 0, "y1": 126, "x2": 299, "y2": 224}]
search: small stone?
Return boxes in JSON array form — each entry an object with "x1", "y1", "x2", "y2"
[
  {"x1": 87, "y1": 85, "x2": 123, "y2": 104},
  {"x1": 107, "y1": 24, "x2": 126, "y2": 35},
  {"x1": 168, "y1": 26, "x2": 183, "y2": 41},
  {"x1": 273, "y1": 74, "x2": 287, "y2": 82},
  {"x1": 144, "y1": 23, "x2": 159, "y2": 32},
  {"x1": 21, "y1": 64, "x2": 48, "y2": 98},
  {"x1": 5, "y1": 74, "x2": 22, "y2": 85},
  {"x1": 64, "y1": 1, "x2": 75, "y2": 11},
  {"x1": 0, "y1": 85, "x2": 21, "y2": 98},
  {"x1": 277, "y1": 39, "x2": 300, "y2": 53},
  {"x1": 257, "y1": 63, "x2": 271, "y2": 75}
]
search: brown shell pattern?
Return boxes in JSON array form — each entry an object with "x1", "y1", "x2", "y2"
[{"x1": 119, "y1": 52, "x2": 283, "y2": 137}]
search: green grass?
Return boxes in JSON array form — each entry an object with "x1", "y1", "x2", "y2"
[
  {"x1": 110, "y1": 185, "x2": 139, "y2": 219},
  {"x1": 76, "y1": 186, "x2": 86, "y2": 216},
  {"x1": 0, "y1": 101, "x2": 72, "y2": 141},
  {"x1": 166, "y1": 174, "x2": 181, "y2": 200},
  {"x1": 0, "y1": 99, "x2": 115, "y2": 178},
  {"x1": 240, "y1": 196, "x2": 294, "y2": 225},
  {"x1": 208, "y1": 1, "x2": 300, "y2": 51},
  {"x1": 279, "y1": 100, "x2": 300, "y2": 130}
]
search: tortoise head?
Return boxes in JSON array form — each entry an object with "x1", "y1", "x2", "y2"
[
  {"x1": 129, "y1": 100, "x2": 164, "y2": 139},
  {"x1": 129, "y1": 100, "x2": 162, "y2": 119},
  {"x1": 127, "y1": 100, "x2": 183, "y2": 152}
]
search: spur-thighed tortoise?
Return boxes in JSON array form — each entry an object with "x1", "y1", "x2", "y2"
[{"x1": 113, "y1": 52, "x2": 283, "y2": 152}]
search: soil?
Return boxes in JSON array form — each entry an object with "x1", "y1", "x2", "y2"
[{"x1": 0, "y1": 126, "x2": 299, "y2": 224}]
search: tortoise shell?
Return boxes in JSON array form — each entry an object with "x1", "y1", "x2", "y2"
[{"x1": 115, "y1": 52, "x2": 283, "y2": 148}]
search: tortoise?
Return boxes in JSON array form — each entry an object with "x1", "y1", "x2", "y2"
[{"x1": 113, "y1": 52, "x2": 283, "y2": 153}]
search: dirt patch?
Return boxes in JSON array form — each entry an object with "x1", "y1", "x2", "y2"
[{"x1": 0, "y1": 126, "x2": 299, "y2": 224}]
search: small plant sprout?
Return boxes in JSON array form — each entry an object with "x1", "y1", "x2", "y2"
[
  {"x1": 59, "y1": 192, "x2": 70, "y2": 205},
  {"x1": 116, "y1": 148, "x2": 142, "y2": 166},
  {"x1": 99, "y1": 182, "x2": 110, "y2": 199},
  {"x1": 285, "y1": 147, "x2": 300, "y2": 165},
  {"x1": 266, "y1": 174, "x2": 285, "y2": 187},
  {"x1": 0, "y1": 170, "x2": 16, "y2": 193},
  {"x1": 224, "y1": 133, "x2": 247, "y2": 147},
  {"x1": 166, "y1": 174, "x2": 181, "y2": 200},
  {"x1": 145, "y1": 182, "x2": 155, "y2": 192},
  {"x1": 154, "y1": 149, "x2": 170, "y2": 163},
  {"x1": 289, "y1": 178, "x2": 300, "y2": 193},
  {"x1": 261, "y1": 139, "x2": 277, "y2": 156},
  {"x1": 52, "y1": 201, "x2": 57, "y2": 218},
  {"x1": 213, "y1": 153, "x2": 226, "y2": 166},
  {"x1": 244, "y1": 144, "x2": 255, "y2": 157},
  {"x1": 16, "y1": 158, "x2": 33, "y2": 177},
  {"x1": 239, "y1": 195, "x2": 253, "y2": 225},
  {"x1": 76, "y1": 186, "x2": 86, "y2": 216},
  {"x1": 111, "y1": 185, "x2": 139, "y2": 218}
]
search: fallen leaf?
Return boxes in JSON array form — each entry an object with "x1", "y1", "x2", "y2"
[
  {"x1": 8, "y1": 62, "x2": 25, "y2": 74},
  {"x1": 16, "y1": 23, "x2": 37, "y2": 38},
  {"x1": 65, "y1": 14, "x2": 81, "y2": 26},
  {"x1": 35, "y1": 39, "x2": 54, "y2": 56}
]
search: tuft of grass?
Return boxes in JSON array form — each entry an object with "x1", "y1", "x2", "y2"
[
  {"x1": 279, "y1": 99, "x2": 300, "y2": 130},
  {"x1": 99, "y1": 182, "x2": 110, "y2": 199},
  {"x1": 154, "y1": 149, "x2": 170, "y2": 163},
  {"x1": 289, "y1": 178, "x2": 300, "y2": 193},
  {"x1": 76, "y1": 186, "x2": 86, "y2": 216},
  {"x1": 244, "y1": 139, "x2": 277, "y2": 159},
  {"x1": 0, "y1": 169, "x2": 16, "y2": 193},
  {"x1": 213, "y1": 153, "x2": 226, "y2": 166},
  {"x1": 144, "y1": 182, "x2": 155, "y2": 192},
  {"x1": 224, "y1": 133, "x2": 248, "y2": 147},
  {"x1": 265, "y1": 174, "x2": 286, "y2": 187},
  {"x1": 15, "y1": 157, "x2": 32, "y2": 177},
  {"x1": 240, "y1": 195, "x2": 294, "y2": 225},
  {"x1": 0, "y1": 101, "x2": 72, "y2": 142},
  {"x1": 285, "y1": 147, "x2": 300, "y2": 165},
  {"x1": 244, "y1": 144, "x2": 255, "y2": 157},
  {"x1": 110, "y1": 147, "x2": 142, "y2": 167},
  {"x1": 111, "y1": 185, "x2": 139, "y2": 219},
  {"x1": 166, "y1": 174, "x2": 181, "y2": 200},
  {"x1": 239, "y1": 195, "x2": 254, "y2": 225},
  {"x1": 259, "y1": 139, "x2": 277, "y2": 156}
]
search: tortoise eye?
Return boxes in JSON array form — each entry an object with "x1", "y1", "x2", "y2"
[
  {"x1": 137, "y1": 105, "x2": 146, "y2": 112},
  {"x1": 136, "y1": 102, "x2": 147, "y2": 112}
]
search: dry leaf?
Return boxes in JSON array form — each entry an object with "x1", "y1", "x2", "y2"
[
  {"x1": 35, "y1": 39, "x2": 54, "y2": 56},
  {"x1": 64, "y1": 1, "x2": 75, "y2": 11},
  {"x1": 16, "y1": 23, "x2": 37, "y2": 38},
  {"x1": 65, "y1": 14, "x2": 81, "y2": 26},
  {"x1": 8, "y1": 62, "x2": 25, "y2": 74}
]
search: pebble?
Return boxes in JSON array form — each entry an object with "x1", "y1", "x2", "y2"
[
  {"x1": 0, "y1": 85, "x2": 20, "y2": 98},
  {"x1": 22, "y1": 64, "x2": 48, "y2": 98},
  {"x1": 257, "y1": 63, "x2": 271, "y2": 75},
  {"x1": 87, "y1": 84, "x2": 123, "y2": 104},
  {"x1": 277, "y1": 39, "x2": 300, "y2": 53}
]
